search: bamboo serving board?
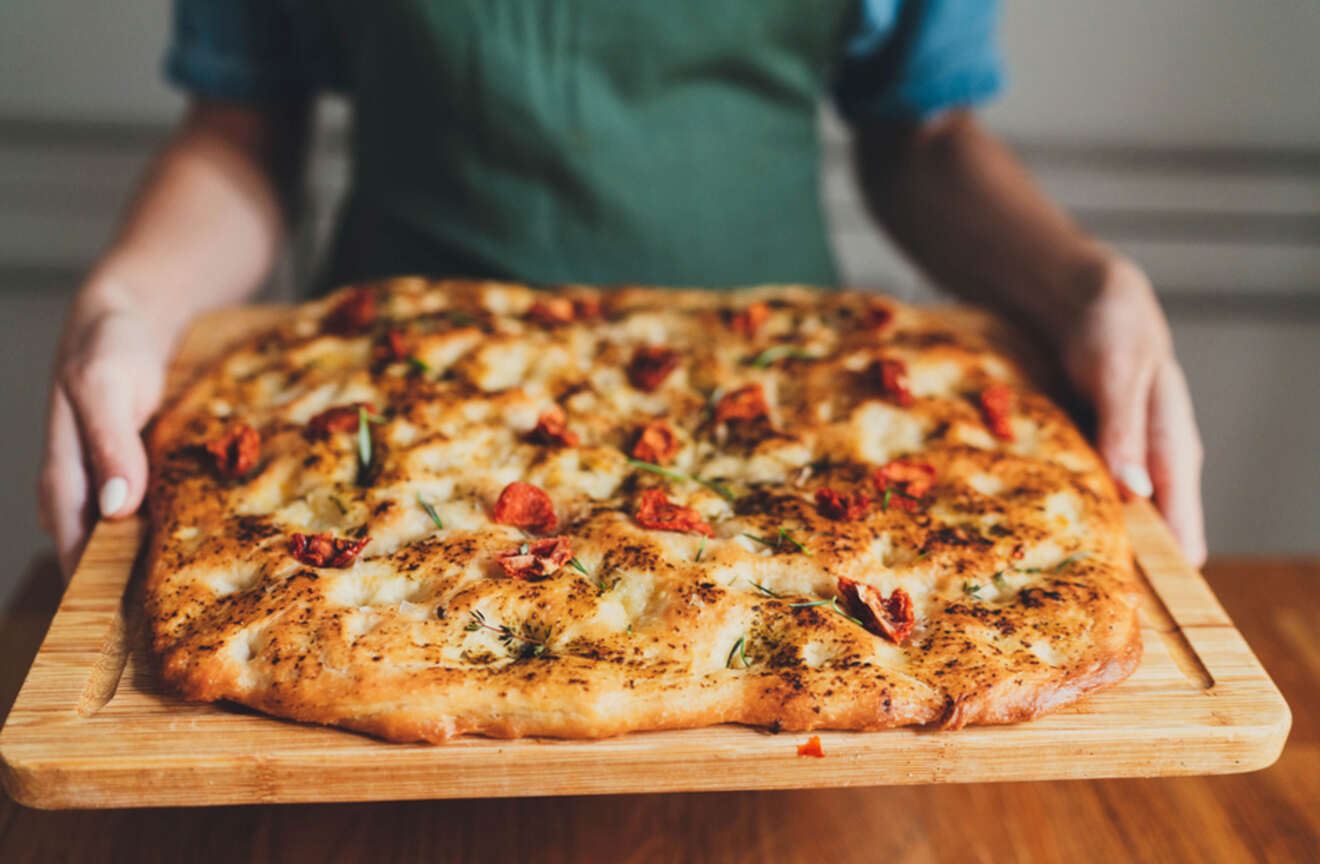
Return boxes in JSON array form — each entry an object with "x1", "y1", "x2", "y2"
[{"x1": 0, "y1": 306, "x2": 1291, "y2": 810}]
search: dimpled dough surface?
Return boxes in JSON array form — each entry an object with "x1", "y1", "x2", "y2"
[{"x1": 145, "y1": 279, "x2": 1141, "y2": 743}]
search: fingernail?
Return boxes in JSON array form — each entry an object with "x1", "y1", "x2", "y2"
[
  {"x1": 99, "y1": 476, "x2": 129, "y2": 517},
  {"x1": 1117, "y1": 463, "x2": 1153, "y2": 499}
]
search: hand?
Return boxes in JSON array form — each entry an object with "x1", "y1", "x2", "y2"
[
  {"x1": 1060, "y1": 256, "x2": 1207, "y2": 566},
  {"x1": 38, "y1": 283, "x2": 171, "y2": 578}
]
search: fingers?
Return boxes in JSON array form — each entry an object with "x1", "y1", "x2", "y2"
[
  {"x1": 38, "y1": 387, "x2": 92, "y2": 580},
  {"x1": 61, "y1": 351, "x2": 154, "y2": 525},
  {"x1": 1147, "y1": 358, "x2": 1207, "y2": 567},
  {"x1": 1092, "y1": 350, "x2": 1158, "y2": 501}
]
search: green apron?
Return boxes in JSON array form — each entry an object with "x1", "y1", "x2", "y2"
[{"x1": 321, "y1": 0, "x2": 855, "y2": 289}]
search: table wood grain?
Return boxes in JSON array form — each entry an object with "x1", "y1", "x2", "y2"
[{"x1": 0, "y1": 556, "x2": 1314, "y2": 863}]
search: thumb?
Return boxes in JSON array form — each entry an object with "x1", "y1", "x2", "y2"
[
  {"x1": 1093, "y1": 358, "x2": 1156, "y2": 500},
  {"x1": 62, "y1": 358, "x2": 158, "y2": 520}
]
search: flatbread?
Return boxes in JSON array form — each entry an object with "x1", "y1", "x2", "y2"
[{"x1": 145, "y1": 279, "x2": 1141, "y2": 742}]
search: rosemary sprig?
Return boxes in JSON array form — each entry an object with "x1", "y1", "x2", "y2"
[
  {"x1": 463, "y1": 610, "x2": 550, "y2": 658},
  {"x1": 695, "y1": 535, "x2": 708, "y2": 562},
  {"x1": 992, "y1": 570, "x2": 1007, "y2": 588},
  {"x1": 726, "y1": 636, "x2": 751, "y2": 669},
  {"x1": 912, "y1": 551, "x2": 931, "y2": 563},
  {"x1": 740, "y1": 528, "x2": 811, "y2": 556},
  {"x1": 963, "y1": 581, "x2": 982, "y2": 597},
  {"x1": 747, "y1": 579, "x2": 782, "y2": 598},
  {"x1": 417, "y1": 492, "x2": 443, "y2": 530},
  {"x1": 357, "y1": 406, "x2": 372, "y2": 468},
  {"x1": 1053, "y1": 551, "x2": 1091, "y2": 572},
  {"x1": 626, "y1": 457, "x2": 735, "y2": 501},
  {"x1": 407, "y1": 355, "x2": 431, "y2": 373},
  {"x1": 789, "y1": 597, "x2": 864, "y2": 628},
  {"x1": 747, "y1": 345, "x2": 822, "y2": 368},
  {"x1": 568, "y1": 556, "x2": 590, "y2": 577}
]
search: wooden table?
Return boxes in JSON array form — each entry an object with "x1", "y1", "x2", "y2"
[{"x1": 0, "y1": 557, "x2": 1314, "y2": 863}]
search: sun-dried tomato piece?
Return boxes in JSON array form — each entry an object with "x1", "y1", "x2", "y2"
[
  {"x1": 325, "y1": 288, "x2": 376, "y2": 334},
  {"x1": 307, "y1": 403, "x2": 375, "y2": 435},
  {"x1": 796, "y1": 735, "x2": 825, "y2": 758},
  {"x1": 978, "y1": 384, "x2": 1016, "y2": 441},
  {"x1": 526, "y1": 297, "x2": 575, "y2": 327},
  {"x1": 874, "y1": 460, "x2": 936, "y2": 511},
  {"x1": 572, "y1": 296, "x2": 604, "y2": 321},
  {"x1": 867, "y1": 357, "x2": 913, "y2": 407},
  {"x1": 528, "y1": 405, "x2": 579, "y2": 448},
  {"x1": 714, "y1": 383, "x2": 770, "y2": 424},
  {"x1": 498, "y1": 536, "x2": 573, "y2": 580},
  {"x1": 634, "y1": 489, "x2": 713, "y2": 537},
  {"x1": 205, "y1": 422, "x2": 260, "y2": 479},
  {"x1": 861, "y1": 302, "x2": 893, "y2": 330},
  {"x1": 492, "y1": 481, "x2": 557, "y2": 534},
  {"x1": 288, "y1": 532, "x2": 370, "y2": 568},
  {"x1": 728, "y1": 301, "x2": 771, "y2": 338},
  {"x1": 371, "y1": 329, "x2": 409, "y2": 367},
  {"x1": 626, "y1": 345, "x2": 680, "y2": 392},
  {"x1": 814, "y1": 488, "x2": 870, "y2": 521},
  {"x1": 630, "y1": 419, "x2": 681, "y2": 465},
  {"x1": 837, "y1": 578, "x2": 915, "y2": 644}
]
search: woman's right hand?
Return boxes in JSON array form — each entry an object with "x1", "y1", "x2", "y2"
[{"x1": 39, "y1": 282, "x2": 173, "y2": 579}]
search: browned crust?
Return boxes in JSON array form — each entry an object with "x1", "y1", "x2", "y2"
[{"x1": 145, "y1": 279, "x2": 1142, "y2": 743}]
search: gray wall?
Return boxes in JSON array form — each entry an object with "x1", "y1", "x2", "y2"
[{"x1": 1, "y1": 1, "x2": 1317, "y2": 597}]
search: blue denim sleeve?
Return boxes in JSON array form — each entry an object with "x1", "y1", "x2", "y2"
[
  {"x1": 834, "y1": 0, "x2": 1003, "y2": 125},
  {"x1": 163, "y1": 0, "x2": 310, "y2": 102}
]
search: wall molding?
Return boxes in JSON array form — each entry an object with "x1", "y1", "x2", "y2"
[{"x1": 3, "y1": 114, "x2": 1318, "y2": 316}]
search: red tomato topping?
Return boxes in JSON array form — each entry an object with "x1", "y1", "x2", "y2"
[
  {"x1": 729, "y1": 301, "x2": 771, "y2": 338},
  {"x1": 325, "y1": 288, "x2": 376, "y2": 334},
  {"x1": 634, "y1": 489, "x2": 713, "y2": 537},
  {"x1": 626, "y1": 345, "x2": 681, "y2": 392},
  {"x1": 862, "y1": 302, "x2": 893, "y2": 330},
  {"x1": 978, "y1": 384, "x2": 1016, "y2": 441},
  {"x1": 867, "y1": 357, "x2": 913, "y2": 407},
  {"x1": 814, "y1": 488, "x2": 871, "y2": 521},
  {"x1": 797, "y1": 735, "x2": 825, "y2": 758},
  {"x1": 630, "y1": 419, "x2": 681, "y2": 465},
  {"x1": 371, "y1": 329, "x2": 409, "y2": 367},
  {"x1": 205, "y1": 422, "x2": 260, "y2": 479},
  {"x1": 498, "y1": 536, "x2": 573, "y2": 580},
  {"x1": 288, "y1": 532, "x2": 370, "y2": 568},
  {"x1": 492, "y1": 481, "x2": 558, "y2": 534},
  {"x1": 307, "y1": 403, "x2": 375, "y2": 435},
  {"x1": 526, "y1": 297, "x2": 575, "y2": 327},
  {"x1": 837, "y1": 578, "x2": 915, "y2": 644},
  {"x1": 528, "y1": 405, "x2": 580, "y2": 448},
  {"x1": 874, "y1": 460, "x2": 936, "y2": 511},
  {"x1": 714, "y1": 383, "x2": 770, "y2": 424}
]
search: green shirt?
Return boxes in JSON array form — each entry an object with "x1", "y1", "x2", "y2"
[{"x1": 165, "y1": 0, "x2": 1002, "y2": 289}]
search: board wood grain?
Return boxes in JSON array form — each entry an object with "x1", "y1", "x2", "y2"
[{"x1": 0, "y1": 305, "x2": 1291, "y2": 810}]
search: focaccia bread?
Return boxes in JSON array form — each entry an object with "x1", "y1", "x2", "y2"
[{"x1": 145, "y1": 279, "x2": 1141, "y2": 742}]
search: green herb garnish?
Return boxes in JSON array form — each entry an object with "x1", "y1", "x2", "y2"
[
  {"x1": 741, "y1": 528, "x2": 811, "y2": 556},
  {"x1": 568, "y1": 557, "x2": 590, "y2": 577},
  {"x1": 789, "y1": 597, "x2": 864, "y2": 628},
  {"x1": 747, "y1": 580, "x2": 782, "y2": 598},
  {"x1": 417, "y1": 492, "x2": 443, "y2": 530},
  {"x1": 726, "y1": 636, "x2": 751, "y2": 669},
  {"x1": 963, "y1": 581, "x2": 982, "y2": 597},
  {"x1": 626, "y1": 457, "x2": 735, "y2": 501},
  {"x1": 1053, "y1": 551, "x2": 1091, "y2": 572},
  {"x1": 695, "y1": 535, "x2": 708, "y2": 562},
  {"x1": 357, "y1": 406, "x2": 372, "y2": 467},
  {"x1": 407, "y1": 355, "x2": 431, "y2": 373},
  {"x1": 992, "y1": 570, "x2": 1007, "y2": 587},
  {"x1": 748, "y1": 345, "x2": 822, "y2": 368},
  {"x1": 464, "y1": 610, "x2": 551, "y2": 658}
]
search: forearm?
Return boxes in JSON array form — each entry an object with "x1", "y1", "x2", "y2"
[
  {"x1": 855, "y1": 111, "x2": 1116, "y2": 346},
  {"x1": 77, "y1": 100, "x2": 308, "y2": 356}
]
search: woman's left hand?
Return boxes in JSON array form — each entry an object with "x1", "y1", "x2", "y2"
[{"x1": 1060, "y1": 255, "x2": 1207, "y2": 566}]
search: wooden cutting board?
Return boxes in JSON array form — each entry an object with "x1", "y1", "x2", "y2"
[{"x1": 0, "y1": 306, "x2": 1291, "y2": 810}]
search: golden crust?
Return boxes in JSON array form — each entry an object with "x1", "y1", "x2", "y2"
[{"x1": 145, "y1": 279, "x2": 1141, "y2": 742}]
